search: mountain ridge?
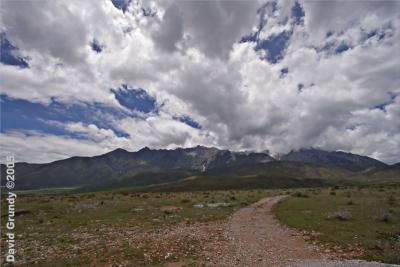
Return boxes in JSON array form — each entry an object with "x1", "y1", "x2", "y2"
[
  {"x1": 280, "y1": 148, "x2": 387, "y2": 171},
  {"x1": 1, "y1": 146, "x2": 396, "y2": 191}
]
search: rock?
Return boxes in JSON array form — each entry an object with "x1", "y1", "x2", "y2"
[{"x1": 206, "y1": 203, "x2": 231, "y2": 208}]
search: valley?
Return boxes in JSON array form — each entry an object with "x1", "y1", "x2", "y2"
[
  {"x1": 1, "y1": 147, "x2": 399, "y2": 266},
  {"x1": 1, "y1": 186, "x2": 399, "y2": 266}
]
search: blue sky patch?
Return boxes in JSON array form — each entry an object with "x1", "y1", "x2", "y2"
[
  {"x1": 373, "y1": 93, "x2": 397, "y2": 112},
  {"x1": 326, "y1": 31, "x2": 334, "y2": 38},
  {"x1": 240, "y1": 1, "x2": 277, "y2": 44},
  {"x1": 256, "y1": 31, "x2": 291, "y2": 63},
  {"x1": 335, "y1": 42, "x2": 350, "y2": 54},
  {"x1": 291, "y1": 1, "x2": 305, "y2": 25},
  {"x1": 362, "y1": 23, "x2": 394, "y2": 43},
  {"x1": 0, "y1": 33, "x2": 29, "y2": 68},
  {"x1": 318, "y1": 41, "x2": 351, "y2": 55},
  {"x1": 0, "y1": 95, "x2": 129, "y2": 138},
  {"x1": 142, "y1": 7, "x2": 157, "y2": 17},
  {"x1": 91, "y1": 39, "x2": 103, "y2": 53},
  {"x1": 240, "y1": 1, "x2": 293, "y2": 64},
  {"x1": 240, "y1": 33, "x2": 258, "y2": 43},
  {"x1": 175, "y1": 115, "x2": 201, "y2": 129},
  {"x1": 362, "y1": 29, "x2": 387, "y2": 43},
  {"x1": 280, "y1": 67, "x2": 289, "y2": 78},
  {"x1": 112, "y1": 85, "x2": 156, "y2": 114},
  {"x1": 297, "y1": 83, "x2": 304, "y2": 92},
  {"x1": 111, "y1": 0, "x2": 131, "y2": 13}
]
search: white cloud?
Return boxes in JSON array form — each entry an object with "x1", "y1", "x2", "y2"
[
  {"x1": 1, "y1": 0, "x2": 399, "y2": 164},
  {"x1": 0, "y1": 131, "x2": 109, "y2": 163}
]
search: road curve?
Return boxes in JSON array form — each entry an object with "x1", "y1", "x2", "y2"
[{"x1": 209, "y1": 195, "x2": 398, "y2": 267}]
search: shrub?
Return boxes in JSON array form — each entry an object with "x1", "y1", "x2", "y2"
[
  {"x1": 240, "y1": 201, "x2": 249, "y2": 206},
  {"x1": 292, "y1": 191, "x2": 309, "y2": 198},
  {"x1": 387, "y1": 195, "x2": 396, "y2": 206},
  {"x1": 375, "y1": 210, "x2": 392, "y2": 223},
  {"x1": 326, "y1": 210, "x2": 352, "y2": 221},
  {"x1": 312, "y1": 190, "x2": 320, "y2": 195}
]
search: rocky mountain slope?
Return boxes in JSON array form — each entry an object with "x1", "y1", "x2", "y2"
[
  {"x1": 1, "y1": 146, "x2": 274, "y2": 190},
  {"x1": 280, "y1": 148, "x2": 387, "y2": 171},
  {"x1": 1, "y1": 146, "x2": 396, "y2": 190}
]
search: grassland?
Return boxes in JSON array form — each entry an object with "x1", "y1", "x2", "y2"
[
  {"x1": 273, "y1": 185, "x2": 400, "y2": 264},
  {"x1": 0, "y1": 189, "x2": 284, "y2": 266},
  {"x1": 2, "y1": 183, "x2": 400, "y2": 266}
]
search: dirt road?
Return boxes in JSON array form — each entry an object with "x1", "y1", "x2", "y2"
[{"x1": 203, "y1": 195, "x2": 398, "y2": 267}]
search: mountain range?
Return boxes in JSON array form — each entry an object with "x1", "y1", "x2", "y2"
[
  {"x1": 279, "y1": 148, "x2": 387, "y2": 171},
  {"x1": 1, "y1": 146, "x2": 399, "y2": 191}
]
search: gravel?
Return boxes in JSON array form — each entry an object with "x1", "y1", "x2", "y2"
[
  {"x1": 288, "y1": 259, "x2": 399, "y2": 267},
  {"x1": 202, "y1": 195, "x2": 400, "y2": 267},
  {"x1": 205, "y1": 196, "x2": 328, "y2": 266}
]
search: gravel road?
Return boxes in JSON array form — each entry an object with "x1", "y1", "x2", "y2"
[{"x1": 205, "y1": 195, "x2": 399, "y2": 267}]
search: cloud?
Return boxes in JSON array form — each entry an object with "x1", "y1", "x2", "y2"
[
  {"x1": 181, "y1": 0, "x2": 260, "y2": 58},
  {"x1": 0, "y1": 1, "x2": 88, "y2": 65},
  {"x1": 303, "y1": 0, "x2": 400, "y2": 43},
  {"x1": 150, "y1": 1, "x2": 260, "y2": 58},
  {"x1": 63, "y1": 122, "x2": 120, "y2": 142},
  {"x1": 0, "y1": 131, "x2": 110, "y2": 163},
  {"x1": 0, "y1": 0, "x2": 399, "y2": 164},
  {"x1": 151, "y1": 3, "x2": 184, "y2": 52}
]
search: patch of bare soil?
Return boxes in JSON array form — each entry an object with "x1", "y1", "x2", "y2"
[{"x1": 17, "y1": 220, "x2": 225, "y2": 266}]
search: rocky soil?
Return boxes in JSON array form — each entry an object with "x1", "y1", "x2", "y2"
[
  {"x1": 11, "y1": 195, "x2": 399, "y2": 266},
  {"x1": 201, "y1": 195, "x2": 399, "y2": 267}
]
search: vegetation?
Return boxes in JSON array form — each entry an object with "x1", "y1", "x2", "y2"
[
  {"x1": 1, "y1": 154, "x2": 399, "y2": 266},
  {"x1": 117, "y1": 161, "x2": 400, "y2": 193},
  {"x1": 0, "y1": 189, "x2": 283, "y2": 266},
  {"x1": 273, "y1": 185, "x2": 400, "y2": 264}
]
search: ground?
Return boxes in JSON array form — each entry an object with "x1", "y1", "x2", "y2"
[
  {"x1": 1, "y1": 186, "x2": 399, "y2": 266},
  {"x1": 0, "y1": 189, "x2": 280, "y2": 266},
  {"x1": 203, "y1": 195, "x2": 327, "y2": 266},
  {"x1": 273, "y1": 186, "x2": 400, "y2": 264}
]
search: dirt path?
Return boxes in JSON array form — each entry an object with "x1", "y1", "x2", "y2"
[
  {"x1": 207, "y1": 195, "x2": 326, "y2": 266},
  {"x1": 203, "y1": 195, "x2": 397, "y2": 267}
]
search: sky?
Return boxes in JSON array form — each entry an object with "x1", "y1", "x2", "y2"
[{"x1": 0, "y1": 0, "x2": 399, "y2": 164}]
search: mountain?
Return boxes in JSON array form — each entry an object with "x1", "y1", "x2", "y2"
[
  {"x1": 280, "y1": 148, "x2": 387, "y2": 171},
  {"x1": 109, "y1": 161, "x2": 400, "y2": 193},
  {"x1": 1, "y1": 146, "x2": 274, "y2": 190},
  {"x1": 125, "y1": 161, "x2": 360, "y2": 192},
  {"x1": 1, "y1": 146, "x2": 396, "y2": 191},
  {"x1": 392, "y1": 162, "x2": 400, "y2": 168},
  {"x1": 358, "y1": 162, "x2": 400, "y2": 184}
]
